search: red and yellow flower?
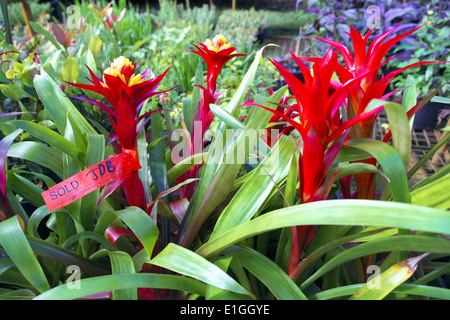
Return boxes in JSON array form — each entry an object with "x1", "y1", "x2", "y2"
[
  {"x1": 69, "y1": 56, "x2": 172, "y2": 151},
  {"x1": 69, "y1": 56, "x2": 173, "y2": 211},
  {"x1": 191, "y1": 34, "x2": 245, "y2": 94},
  {"x1": 189, "y1": 35, "x2": 245, "y2": 141},
  {"x1": 173, "y1": 35, "x2": 244, "y2": 201}
]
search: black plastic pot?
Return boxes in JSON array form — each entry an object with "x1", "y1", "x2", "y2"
[
  {"x1": 272, "y1": 70, "x2": 304, "y2": 91},
  {"x1": 413, "y1": 102, "x2": 447, "y2": 130}
]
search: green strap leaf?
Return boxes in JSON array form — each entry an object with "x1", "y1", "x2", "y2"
[
  {"x1": 7, "y1": 141, "x2": 63, "y2": 174},
  {"x1": 300, "y1": 236, "x2": 450, "y2": 290},
  {"x1": 109, "y1": 251, "x2": 137, "y2": 300},
  {"x1": 0, "y1": 288, "x2": 35, "y2": 300},
  {"x1": 394, "y1": 284, "x2": 450, "y2": 300},
  {"x1": 166, "y1": 152, "x2": 206, "y2": 185},
  {"x1": 137, "y1": 129, "x2": 152, "y2": 204},
  {"x1": 0, "y1": 216, "x2": 50, "y2": 293},
  {"x1": 27, "y1": 206, "x2": 71, "y2": 241},
  {"x1": 197, "y1": 200, "x2": 450, "y2": 259},
  {"x1": 112, "y1": 206, "x2": 159, "y2": 259},
  {"x1": 26, "y1": 235, "x2": 111, "y2": 276},
  {"x1": 150, "y1": 243, "x2": 253, "y2": 298},
  {"x1": 33, "y1": 273, "x2": 207, "y2": 300},
  {"x1": 79, "y1": 133, "x2": 105, "y2": 231},
  {"x1": 344, "y1": 139, "x2": 410, "y2": 203},
  {"x1": 309, "y1": 283, "x2": 450, "y2": 300},
  {"x1": 367, "y1": 99, "x2": 411, "y2": 168},
  {"x1": 184, "y1": 57, "x2": 203, "y2": 134},
  {"x1": 411, "y1": 173, "x2": 450, "y2": 209},
  {"x1": 7, "y1": 173, "x2": 46, "y2": 207},
  {"x1": 179, "y1": 87, "x2": 286, "y2": 247},
  {"x1": 0, "y1": 258, "x2": 15, "y2": 276},
  {"x1": 61, "y1": 231, "x2": 116, "y2": 251},
  {"x1": 209, "y1": 135, "x2": 296, "y2": 240},
  {"x1": 149, "y1": 97, "x2": 168, "y2": 197},
  {"x1": 349, "y1": 254, "x2": 427, "y2": 300},
  {"x1": 291, "y1": 228, "x2": 395, "y2": 283},
  {"x1": 210, "y1": 103, "x2": 245, "y2": 130},
  {"x1": 402, "y1": 75, "x2": 417, "y2": 130},
  {"x1": 7, "y1": 120, "x2": 84, "y2": 166},
  {"x1": 328, "y1": 162, "x2": 388, "y2": 182},
  {"x1": 33, "y1": 70, "x2": 96, "y2": 150},
  {"x1": 149, "y1": 98, "x2": 169, "y2": 247},
  {"x1": 224, "y1": 245, "x2": 308, "y2": 300}
]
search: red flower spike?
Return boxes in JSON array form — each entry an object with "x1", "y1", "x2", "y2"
[
  {"x1": 173, "y1": 35, "x2": 244, "y2": 201},
  {"x1": 313, "y1": 23, "x2": 446, "y2": 129},
  {"x1": 68, "y1": 56, "x2": 174, "y2": 212},
  {"x1": 69, "y1": 57, "x2": 172, "y2": 151},
  {"x1": 259, "y1": 47, "x2": 393, "y2": 270},
  {"x1": 189, "y1": 35, "x2": 245, "y2": 139},
  {"x1": 264, "y1": 51, "x2": 359, "y2": 198},
  {"x1": 301, "y1": 126, "x2": 324, "y2": 202},
  {"x1": 190, "y1": 35, "x2": 245, "y2": 94},
  {"x1": 263, "y1": 90, "x2": 297, "y2": 147},
  {"x1": 266, "y1": 49, "x2": 382, "y2": 148},
  {"x1": 310, "y1": 24, "x2": 449, "y2": 200}
]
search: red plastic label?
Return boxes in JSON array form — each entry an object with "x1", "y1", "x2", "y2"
[{"x1": 42, "y1": 152, "x2": 141, "y2": 212}]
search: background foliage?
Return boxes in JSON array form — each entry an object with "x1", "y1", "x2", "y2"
[{"x1": 0, "y1": 0, "x2": 448, "y2": 301}]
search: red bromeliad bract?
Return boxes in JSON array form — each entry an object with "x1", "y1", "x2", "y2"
[
  {"x1": 190, "y1": 34, "x2": 245, "y2": 142},
  {"x1": 190, "y1": 34, "x2": 245, "y2": 95},
  {"x1": 173, "y1": 35, "x2": 244, "y2": 201},
  {"x1": 69, "y1": 57, "x2": 172, "y2": 151},
  {"x1": 260, "y1": 48, "x2": 386, "y2": 274},
  {"x1": 308, "y1": 23, "x2": 447, "y2": 199},
  {"x1": 266, "y1": 48, "x2": 383, "y2": 203},
  {"x1": 311, "y1": 23, "x2": 444, "y2": 138},
  {"x1": 262, "y1": 23, "x2": 447, "y2": 272},
  {"x1": 69, "y1": 56, "x2": 173, "y2": 211},
  {"x1": 264, "y1": 90, "x2": 297, "y2": 147}
]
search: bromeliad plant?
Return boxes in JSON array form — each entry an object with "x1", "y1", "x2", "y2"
[
  {"x1": 251, "y1": 24, "x2": 448, "y2": 271},
  {"x1": 306, "y1": 23, "x2": 448, "y2": 199},
  {"x1": 172, "y1": 34, "x2": 245, "y2": 200},
  {"x1": 256, "y1": 47, "x2": 386, "y2": 274},
  {"x1": 190, "y1": 34, "x2": 246, "y2": 144},
  {"x1": 68, "y1": 56, "x2": 173, "y2": 212},
  {"x1": 0, "y1": 18, "x2": 449, "y2": 301}
]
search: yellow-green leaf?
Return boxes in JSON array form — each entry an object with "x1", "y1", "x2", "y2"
[
  {"x1": 62, "y1": 57, "x2": 79, "y2": 83},
  {"x1": 88, "y1": 36, "x2": 102, "y2": 59},
  {"x1": 349, "y1": 253, "x2": 429, "y2": 300}
]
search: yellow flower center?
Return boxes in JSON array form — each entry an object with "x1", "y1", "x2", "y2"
[
  {"x1": 205, "y1": 34, "x2": 232, "y2": 52},
  {"x1": 102, "y1": 56, "x2": 143, "y2": 87},
  {"x1": 128, "y1": 73, "x2": 143, "y2": 86}
]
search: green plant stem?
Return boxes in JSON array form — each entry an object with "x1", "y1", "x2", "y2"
[
  {"x1": 412, "y1": 262, "x2": 450, "y2": 286},
  {"x1": 352, "y1": 257, "x2": 366, "y2": 283},
  {"x1": 0, "y1": 0, "x2": 12, "y2": 44}
]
